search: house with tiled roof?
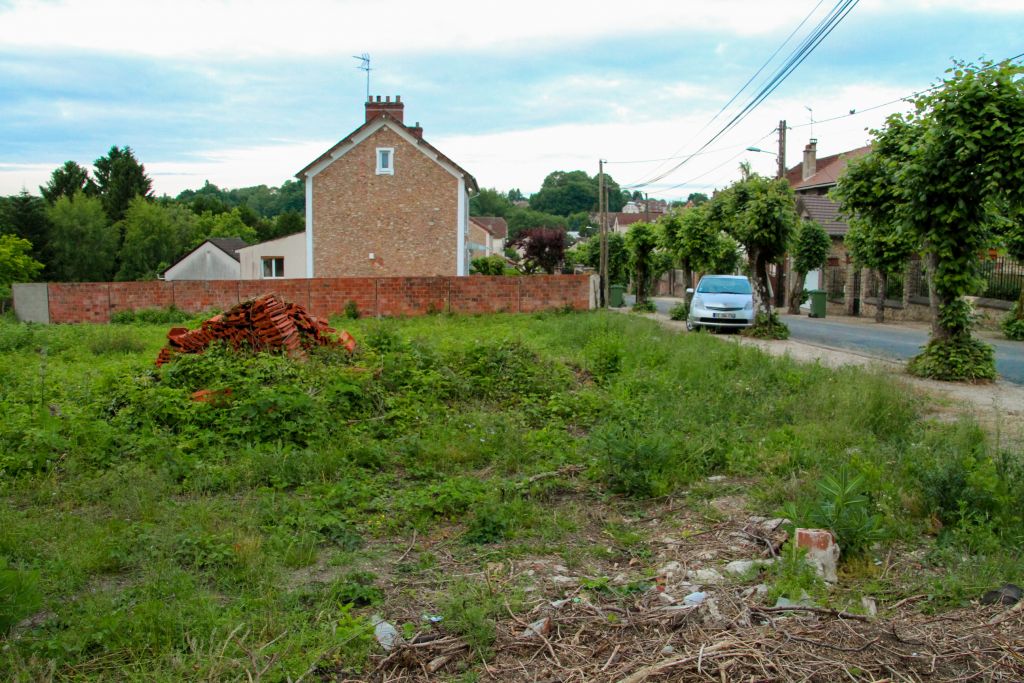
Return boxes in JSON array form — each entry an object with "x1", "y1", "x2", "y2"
[
  {"x1": 163, "y1": 237, "x2": 249, "y2": 280},
  {"x1": 784, "y1": 139, "x2": 872, "y2": 311},
  {"x1": 296, "y1": 95, "x2": 479, "y2": 277},
  {"x1": 468, "y1": 216, "x2": 508, "y2": 260}
]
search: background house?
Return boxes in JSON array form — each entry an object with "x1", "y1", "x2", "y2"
[
  {"x1": 162, "y1": 238, "x2": 248, "y2": 280},
  {"x1": 468, "y1": 216, "x2": 508, "y2": 261},
  {"x1": 297, "y1": 95, "x2": 479, "y2": 278},
  {"x1": 237, "y1": 232, "x2": 306, "y2": 280}
]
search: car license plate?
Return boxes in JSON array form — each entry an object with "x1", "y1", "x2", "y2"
[{"x1": 712, "y1": 312, "x2": 736, "y2": 319}]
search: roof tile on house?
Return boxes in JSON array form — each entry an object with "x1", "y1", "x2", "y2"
[
  {"x1": 797, "y1": 194, "x2": 848, "y2": 236},
  {"x1": 470, "y1": 216, "x2": 508, "y2": 239},
  {"x1": 610, "y1": 212, "x2": 650, "y2": 227},
  {"x1": 785, "y1": 144, "x2": 872, "y2": 191},
  {"x1": 208, "y1": 238, "x2": 249, "y2": 262}
]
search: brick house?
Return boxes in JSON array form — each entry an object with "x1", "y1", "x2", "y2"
[
  {"x1": 468, "y1": 216, "x2": 508, "y2": 261},
  {"x1": 296, "y1": 96, "x2": 479, "y2": 278},
  {"x1": 784, "y1": 139, "x2": 871, "y2": 310}
]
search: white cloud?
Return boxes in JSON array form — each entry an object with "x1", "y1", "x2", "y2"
[{"x1": 0, "y1": 0, "x2": 873, "y2": 59}]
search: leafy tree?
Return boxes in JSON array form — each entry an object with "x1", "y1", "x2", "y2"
[
  {"x1": 659, "y1": 206, "x2": 737, "y2": 303},
  {"x1": 999, "y1": 213, "x2": 1024, "y2": 339},
  {"x1": 707, "y1": 174, "x2": 798, "y2": 330},
  {"x1": 40, "y1": 161, "x2": 95, "y2": 203},
  {"x1": 687, "y1": 192, "x2": 709, "y2": 206},
  {"x1": 117, "y1": 199, "x2": 198, "y2": 281},
  {"x1": 576, "y1": 232, "x2": 628, "y2": 286},
  {"x1": 0, "y1": 234, "x2": 44, "y2": 310},
  {"x1": 787, "y1": 220, "x2": 832, "y2": 314},
  {"x1": 470, "y1": 255, "x2": 507, "y2": 275},
  {"x1": 194, "y1": 209, "x2": 258, "y2": 246},
  {"x1": 506, "y1": 208, "x2": 566, "y2": 240},
  {"x1": 0, "y1": 191, "x2": 50, "y2": 268},
  {"x1": 513, "y1": 228, "x2": 566, "y2": 274},
  {"x1": 625, "y1": 221, "x2": 668, "y2": 306},
  {"x1": 566, "y1": 211, "x2": 594, "y2": 237},
  {"x1": 47, "y1": 193, "x2": 117, "y2": 281},
  {"x1": 94, "y1": 146, "x2": 153, "y2": 222},
  {"x1": 507, "y1": 188, "x2": 525, "y2": 202},
  {"x1": 470, "y1": 188, "x2": 514, "y2": 217},
  {"x1": 888, "y1": 59, "x2": 1024, "y2": 380},
  {"x1": 529, "y1": 170, "x2": 625, "y2": 216},
  {"x1": 265, "y1": 211, "x2": 305, "y2": 241}
]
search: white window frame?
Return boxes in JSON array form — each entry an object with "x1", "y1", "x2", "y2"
[
  {"x1": 262, "y1": 256, "x2": 285, "y2": 279},
  {"x1": 376, "y1": 147, "x2": 394, "y2": 175}
]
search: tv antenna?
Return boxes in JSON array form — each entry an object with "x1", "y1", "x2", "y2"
[
  {"x1": 353, "y1": 53, "x2": 371, "y2": 99},
  {"x1": 804, "y1": 105, "x2": 814, "y2": 139}
]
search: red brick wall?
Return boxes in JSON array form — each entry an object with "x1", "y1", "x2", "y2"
[{"x1": 41, "y1": 276, "x2": 591, "y2": 323}]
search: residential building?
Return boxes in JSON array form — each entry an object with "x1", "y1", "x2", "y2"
[
  {"x1": 296, "y1": 95, "x2": 479, "y2": 278},
  {"x1": 237, "y1": 232, "x2": 306, "y2": 280},
  {"x1": 163, "y1": 238, "x2": 248, "y2": 281},
  {"x1": 468, "y1": 216, "x2": 508, "y2": 261}
]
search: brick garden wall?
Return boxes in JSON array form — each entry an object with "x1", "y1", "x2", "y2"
[{"x1": 25, "y1": 275, "x2": 591, "y2": 324}]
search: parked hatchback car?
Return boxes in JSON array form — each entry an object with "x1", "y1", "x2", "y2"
[{"x1": 686, "y1": 275, "x2": 754, "y2": 331}]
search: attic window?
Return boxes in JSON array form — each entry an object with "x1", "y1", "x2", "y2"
[{"x1": 376, "y1": 147, "x2": 394, "y2": 175}]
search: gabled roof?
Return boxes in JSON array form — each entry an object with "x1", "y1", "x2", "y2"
[
  {"x1": 295, "y1": 114, "x2": 479, "y2": 192},
  {"x1": 235, "y1": 231, "x2": 304, "y2": 252},
  {"x1": 796, "y1": 194, "x2": 848, "y2": 236},
  {"x1": 470, "y1": 216, "x2": 508, "y2": 239},
  {"x1": 208, "y1": 238, "x2": 249, "y2": 262},
  {"x1": 785, "y1": 144, "x2": 871, "y2": 191},
  {"x1": 610, "y1": 212, "x2": 650, "y2": 227}
]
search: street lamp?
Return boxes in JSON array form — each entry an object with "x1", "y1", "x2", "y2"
[{"x1": 745, "y1": 146, "x2": 776, "y2": 156}]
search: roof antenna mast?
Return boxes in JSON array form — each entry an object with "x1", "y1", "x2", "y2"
[
  {"x1": 353, "y1": 53, "x2": 371, "y2": 99},
  {"x1": 804, "y1": 105, "x2": 814, "y2": 140}
]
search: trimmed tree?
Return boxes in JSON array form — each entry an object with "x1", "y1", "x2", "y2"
[
  {"x1": 513, "y1": 228, "x2": 566, "y2": 274},
  {"x1": 890, "y1": 59, "x2": 1024, "y2": 380},
  {"x1": 787, "y1": 220, "x2": 831, "y2": 314},
  {"x1": 708, "y1": 174, "x2": 798, "y2": 336},
  {"x1": 659, "y1": 205, "x2": 737, "y2": 304},
  {"x1": 624, "y1": 221, "x2": 666, "y2": 308}
]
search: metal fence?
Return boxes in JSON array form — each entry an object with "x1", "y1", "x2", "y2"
[
  {"x1": 978, "y1": 255, "x2": 1023, "y2": 301},
  {"x1": 824, "y1": 262, "x2": 846, "y2": 301}
]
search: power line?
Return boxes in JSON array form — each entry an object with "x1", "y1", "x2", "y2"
[{"x1": 625, "y1": 0, "x2": 859, "y2": 190}]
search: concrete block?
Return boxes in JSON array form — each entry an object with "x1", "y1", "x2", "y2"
[
  {"x1": 795, "y1": 528, "x2": 839, "y2": 583},
  {"x1": 12, "y1": 283, "x2": 50, "y2": 323}
]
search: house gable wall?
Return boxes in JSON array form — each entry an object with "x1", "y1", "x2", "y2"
[
  {"x1": 312, "y1": 126, "x2": 459, "y2": 277},
  {"x1": 164, "y1": 242, "x2": 240, "y2": 281}
]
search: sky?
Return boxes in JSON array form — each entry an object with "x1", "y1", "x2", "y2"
[{"x1": 1, "y1": 0, "x2": 1022, "y2": 203}]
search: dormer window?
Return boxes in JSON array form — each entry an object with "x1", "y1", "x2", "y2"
[{"x1": 376, "y1": 147, "x2": 394, "y2": 175}]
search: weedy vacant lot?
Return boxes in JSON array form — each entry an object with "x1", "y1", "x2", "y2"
[{"x1": 1, "y1": 311, "x2": 1021, "y2": 681}]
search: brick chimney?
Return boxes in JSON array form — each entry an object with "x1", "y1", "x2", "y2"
[
  {"x1": 802, "y1": 139, "x2": 817, "y2": 181},
  {"x1": 365, "y1": 95, "x2": 404, "y2": 123},
  {"x1": 408, "y1": 121, "x2": 423, "y2": 139}
]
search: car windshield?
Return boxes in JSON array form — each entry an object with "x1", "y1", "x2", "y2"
[{"x1": 697, "y1": 277, "x2": 751, "y2": 295}]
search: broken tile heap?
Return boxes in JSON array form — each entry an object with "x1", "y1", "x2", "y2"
[{"x1": 155, "y1": 294, "x2": 356, "y2": 366}]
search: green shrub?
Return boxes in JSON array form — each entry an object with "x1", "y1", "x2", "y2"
[
  {"x1": 782, "y1": 466, "x2": 885, "y2": 559},
  {"x1": 591, "y1": 421, "x2": 675, "y2": 498},
  {"x1": 907, "y1": 334, "x2": 996, "y2": 381},
  {"x1": 110, "y1": 306, "x2": 193, "y2": 325},
  {"x1": 631, "y1": 300, "x2": 656, "y2": 313},
  {"x1": 330, "y1": 571, "x2": 384, "y2": 607},
  {"x1": 470, "y1": 255, "x2": 507, "y2": 276},
  {"x1": 668, "y1": 301, "x2": 690, "y2": 321},
  {"x1": 1001, "y1": 303, "x2": 1024, "y2": 340},
  {"x1": 343, "y1": 300, "x2": 360, "y2": 320},
  {"x1": 583, "y1": 336, "x2": 623, "y2": 384},
  {"x1": 743, "y1": 312, "x2": 790, "y2": 339},
  {"x1": 766, "y1": 543, "x2": 825, "y2": 604},
  {"x1": 0, "y1": 321, "x2": 34, "y2": 352},
  {"x1": 86, "y1": 328, "x2": 146, "y2": 355}
]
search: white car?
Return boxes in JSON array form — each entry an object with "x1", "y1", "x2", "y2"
[{"x1": 686, "y1": 275, "x2": 754, "y2": 331}]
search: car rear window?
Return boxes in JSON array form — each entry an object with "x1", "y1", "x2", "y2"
[{"x1": 697, "y1": 277, "x2": 751, "y2": 294}]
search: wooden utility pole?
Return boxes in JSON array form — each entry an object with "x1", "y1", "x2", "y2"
[
  {"x1": 598, "y1": 159, "x2": 608, "y2": 308},
  {"x1": 777, "y1": 120, "x2": 789, "y2": 308}
]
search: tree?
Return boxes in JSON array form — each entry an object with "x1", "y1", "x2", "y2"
[
  {"x1": 999, "y1": 212, "x2": 1024, "y2": 339},
  {"x1": 624, "y1": 221, "x2": 667, "y2": 306},
  {"x1": 194, "y1": 209, "x2": 259, "y2": 246},
  {"x1": 659, "y1": 206, "x2": 737, "y2": 303},
  {"x1": 787, "y1": 220, "x2": 832, "y2": 315},
  {"x1": 577, "y1": 232, "x2": 628, "y2": 286},
  {"x1": 687, "y1": 192, "x2": 709, "y2": 206},
  {"x1": 470, "y1": 255, "x2": 506, "y2": 275},
  {"x1": 94, "y1": 146, "x2": 153, "y2": 222},
  {"x1": 507, "y1": 188, "x2": 525, "y2": 202},
  {"x1": 513, "y1": 228, "x2": 566, "y2": 274},
  {"x1": 887, "y1": 59, "x2": 1024, "y2": 380},
  {"x1": 116, "y1": 199, "x2": 198, "y2": 281},
  {"x1": 529, "y1": 170, "x2": 626, "y2": 216},
  {"x1": 47, "y1": 193, "x2": 117, "y2": 281},
  {"x1": 707, "y1": 174, "x2": 798, "y2": 332},
  {"x1": 264, "y1": 211, "x2": 304, "y2": 241},
  {"x1": 40, "y1": 161, "x2": 95, "y2": 203},
  {"x1": 0, "y1": 234, "x2": 44, "y2": 311},
  {"x1": 0, "y1": 191, "x2": 50, "y2": 268},
  {"x1": 505, "y1": 208, "x2": 566, "y2": 240},
  {"x1": 470, "y1": 188, "x2": 514, "y2": 217}
]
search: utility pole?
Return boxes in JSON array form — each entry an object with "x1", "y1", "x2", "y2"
[
  {"x1": 598, "y1": 159, "x2": 608, "y2": 308},
  {"x1": 777, "y1": 120, "x2": 788, "y2": 308},
  {"x1": 644, "y1": 192, "x2": 650, "y2": 223}
]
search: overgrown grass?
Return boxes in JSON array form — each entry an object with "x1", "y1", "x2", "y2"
[{"x1": 0, "y1": 311, "x2": 1020, "y2": 678}]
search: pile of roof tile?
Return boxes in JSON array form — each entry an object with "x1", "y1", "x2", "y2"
[{"x1": 155, "y1": 294, "x2": 356, "y2": 366}]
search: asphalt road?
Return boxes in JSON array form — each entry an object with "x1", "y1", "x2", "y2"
[{"x1": 626, "y1": 295, "x2": 1024, "y2": 385}]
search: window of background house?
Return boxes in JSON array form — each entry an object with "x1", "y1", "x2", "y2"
[
  {"x1": 376, "y1": 147, "x2": 394, "y2": 175},
  {"x1": 262, "y1": 256, "x2": 284, "y2": 278}
]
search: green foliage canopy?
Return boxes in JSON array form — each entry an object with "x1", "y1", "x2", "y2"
[
  {"x1": 94, "y1": 146, "x2": 153, "y2": 222},
  {"x1": 117, "y1": 199, "x2": 199, "y2": 281},
  {"x1": 40, "y1": 161, "x2": 96, "y2": 204},
  {"x1": 47, "y1": 193, "x2": 117, "y2": 282}
]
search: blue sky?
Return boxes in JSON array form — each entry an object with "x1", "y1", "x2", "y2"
[{"x1": 1, "y1": 0, "x2": 1021, "y2": 201}]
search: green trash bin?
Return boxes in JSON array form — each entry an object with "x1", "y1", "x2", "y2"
[
  {"x1": 609, "y1": 284, "x2": 625, "y2": 308},
  {"x1": 808, "y1": 289, "x2": 827, "y2": 318}
]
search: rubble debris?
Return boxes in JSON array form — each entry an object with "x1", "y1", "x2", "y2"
[
  {"x1": 683, "y1": 591, "x2": 706, "y2": 606},
  {"x1": 724, "y1": 558, "x2": 774, "y2": 576},
  {"x1": 861, "y1": 596, "x2": 878, "y2": 617},
  {"x1": 686, "y1": 568, "x2": 724, "y2": 585},
  {"x1": 372, "y1": 616, "x2": 402, "y2": 651},
  {"x1": 981, "y1": 583, "x2": 1022, "y2": 606},
  {"x1": 520, "y1": 617, "x2": 552, "y2": 639},
  {"x1": 795, "y1": 528, "x2": 839, "y2": 583},
  {"x1": 154, "y1": 294, "x2": 355, "y2": 366}
]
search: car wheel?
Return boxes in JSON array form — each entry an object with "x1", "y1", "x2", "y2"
[{"x1": 685, "y1": 320, "x2": 695, "y2": 332}]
